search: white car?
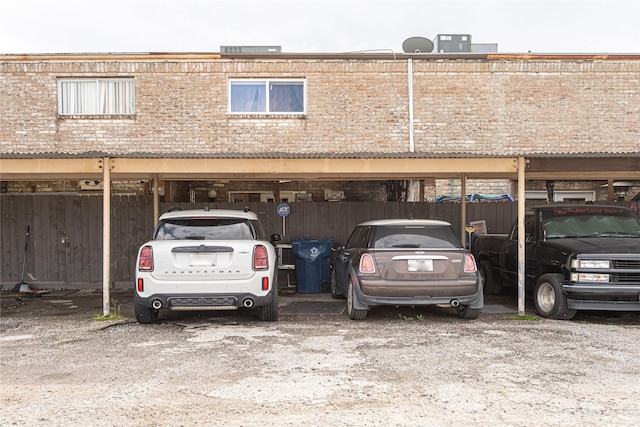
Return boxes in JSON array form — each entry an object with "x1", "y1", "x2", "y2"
[{"x1": 134, "y1": 208, "x2": 281, "y2": 323}]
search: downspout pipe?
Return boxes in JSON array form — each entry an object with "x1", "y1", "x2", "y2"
[{"x1": 408, "y1": 58, "x2": 415, "y2": 153}]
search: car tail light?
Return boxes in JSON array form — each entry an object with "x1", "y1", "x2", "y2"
[
  {"x1": 137, "y1": 278, "x2": 144, "y2": 292},
  {"x1": 138, "y1": 246, "x2": 153, "y2": 271},
  {"x1": 359, "y1": 253, "x2": 376, "y2": 273},
  {"x1": 464, "y1": 253, "x2": 477, "y2": 273},
  {"x1": 253, "y1": 245, "x2": 268, "y2": 270},
  {"x1": 262, "y1": 277, "x2": 269, "y2": 291}
]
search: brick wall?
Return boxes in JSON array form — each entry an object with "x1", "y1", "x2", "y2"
[
  {"x1": 2, "y1": 56, "x2": 639, "y2": 156},
  {"x1": 183, "y1": 180, "x2": 389, "y2": 203},
  {"x1": 411, "y1": 60, "x2": 640, "y2": 156}
]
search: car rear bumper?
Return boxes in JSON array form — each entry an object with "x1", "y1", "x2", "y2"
[
  {"x1": 135, "y1": 290, "x2": 275, "y2": 311},
  {"x1": 135, "y1": 270, "x2": 278, "y2": 310},
  {"x1": 355, "y1": 277, "x2": 483, "y2": 308}
]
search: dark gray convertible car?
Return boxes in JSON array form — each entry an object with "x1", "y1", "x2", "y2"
[{"x1": 330, "y1": 219, "x2": 483, "y2": 320}]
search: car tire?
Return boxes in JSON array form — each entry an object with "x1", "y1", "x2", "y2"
[
  {"x1": 330, "y1": 269, "x2": 344, "y2": 299},
  {"x1": 258, "y1": 291, "x2": 279, "y2": 321},
  {"x1": 134, "y1": 301, "x2": 159, "y2": 324},
  {"x1": 347, "y1": 277, "x2": 367, "y2": 320},
  {"x1": 533, "y1": 273, "x2": 577, "y2": 320},
  {"x1": 479, "y1": 261, "x2": 502, "y2": 295},
  {"x1": 457, "y1": 306, "x2": 480, "y2": 319}
]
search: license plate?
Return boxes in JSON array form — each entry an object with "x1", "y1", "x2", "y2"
[
  {"x1": 408, "y1": 259, "x2": 433, "y2": 272},
  {"x1": 190, "y1": 253, "x2": 217, "y2": 266}
]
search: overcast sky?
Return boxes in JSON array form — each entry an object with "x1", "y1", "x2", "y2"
[{"x1": 1, "y1": 0, "x2": 638, "y2": 54}]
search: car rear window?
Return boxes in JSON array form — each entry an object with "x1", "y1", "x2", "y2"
[
  {"x1": 371, "y1": 225, "x2": 461, "y2": 249},
  {"x1": 154, "y1": 218, "x2": 256, "y2": 240}
]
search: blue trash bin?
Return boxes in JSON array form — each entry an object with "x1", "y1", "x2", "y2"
[{"x1": 292, "y1": 237, "x2": 333, "y2": 294}]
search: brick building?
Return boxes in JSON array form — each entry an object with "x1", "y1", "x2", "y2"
[{"x1": 2, "y1": 52, "x2": 639, "y2": 201}]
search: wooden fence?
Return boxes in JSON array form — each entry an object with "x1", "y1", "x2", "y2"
[{"x1": 1, "y1": 194, "x2": 635, "y2": 290}]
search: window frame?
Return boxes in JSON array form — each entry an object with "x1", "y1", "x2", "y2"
[
  {"x1": 228, "y1": 78, "x2": 306, "y2": 115},
  {"x1": 57, "y1": 77, "x2": 136, "y2": 116}
]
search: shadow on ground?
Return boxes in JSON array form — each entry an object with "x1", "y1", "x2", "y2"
[{"x1": 1, "y1": 288, "x2": 637, "y2": 325}]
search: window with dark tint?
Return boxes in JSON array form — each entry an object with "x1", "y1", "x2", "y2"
[
  {"x1": 541, "y1": 207, "x2": 640, "y2": 238},
  {"x1": 371, "y1": 225, "x2": 461, "y2": 249},
  {"x1": 511, "y1": 217, "x2": 536, "y2": 241},
  {"x1": 250, "y1": 220, "x2": 267, "y2": 240},
  {"x1": 346, "y1": 226, "x2": 369, "y2": 249},
  {"x1": 154, "y1": 218, "x2": 256, "y2": 240},
  {"x1": 525, "y1": 218, "x2": 535, "y2": 242}
]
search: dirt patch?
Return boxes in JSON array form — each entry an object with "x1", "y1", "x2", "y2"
[{"x1": 1, "y1": 290, "x2": 639, "y2": 426}]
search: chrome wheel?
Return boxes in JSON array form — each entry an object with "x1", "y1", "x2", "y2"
[
  {"x1": 533, "y1": 273, "x2": 576, "y2": 320},
  {"x1": 536, "y1": 281, "x2": 556, "y2": 313}
]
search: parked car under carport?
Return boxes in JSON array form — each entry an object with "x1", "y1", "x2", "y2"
[{"x1": 330, "y1": 218, "x2": 483, "y2": 320}]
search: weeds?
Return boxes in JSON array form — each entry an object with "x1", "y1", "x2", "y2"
[
  {"x1": 93, "y1": 313, "x2": 125, "y2": 321},
  {"x1": 505, "y1": 314, "x2": 539, "y2": 321},
  {"x1": 399, "y1": 313, "x2": 425, "y2": 321},
  {"x1": 93, "y1": 299, "x2": 125, "y2": 321}
]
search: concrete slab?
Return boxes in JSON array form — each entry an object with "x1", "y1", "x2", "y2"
[
  {"x1": 279, "y1": 301, "x2": 346, "y2": 316},
  {"x1": 481, "y1": 303, "x2": 518, "y2": 314}
]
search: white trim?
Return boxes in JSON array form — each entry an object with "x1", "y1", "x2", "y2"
[
  {"x1": 57, "y1": 78, "x2": 135, "y2": 115},
  {"x1": 228, "y1": 78, "x2": 306, "y2": 114},
  {"x1": 525, "y1": 190, "x2": 596, "y2": 202}
]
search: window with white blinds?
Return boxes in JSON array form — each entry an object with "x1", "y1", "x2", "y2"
[{"x1": 57, "y1": 78, "x2": 135, "y2": 115}]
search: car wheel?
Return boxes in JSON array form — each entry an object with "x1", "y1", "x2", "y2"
[
  {"x1": 330, "y1": 269, "x2": 344, "y2": 299},
  {"x1": 479, "y1": 261, "x2": 502, "y2": 295},
  {"x1": 457, "y1": 305, "x2": 480, "y2": 319},
  {"x1": 347, "y1": 277, "x2": 367, "y2": 320},
  {"x1": 258, "y1": 291, "x2": 279, "y2": 322},
  {"x1": 533, "y1": 273, "x2": 577, "y2": 320},
  {"x1": 134, "y1": 301, "x2": 159, "y2": 324}
]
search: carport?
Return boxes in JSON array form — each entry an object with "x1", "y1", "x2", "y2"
[
  {"x1": 2, "y1": 155, "x2": 526, "y2": 315},
  {"x1": 7, "y1": 155, "x2": 639, "y2": 317}
]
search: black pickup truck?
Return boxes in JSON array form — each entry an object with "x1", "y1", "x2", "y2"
[{"x1": 472, "y1": 205, "x2": 640, "y2": 319}]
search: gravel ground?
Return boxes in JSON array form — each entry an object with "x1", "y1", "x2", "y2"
[{"x1": 1, "y1": 290, "x2": 639, "y2": 426}]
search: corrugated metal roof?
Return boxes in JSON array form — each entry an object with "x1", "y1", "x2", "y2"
[{"x1": 2, "y1": 151, "x2": 639, "y2": 159}]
